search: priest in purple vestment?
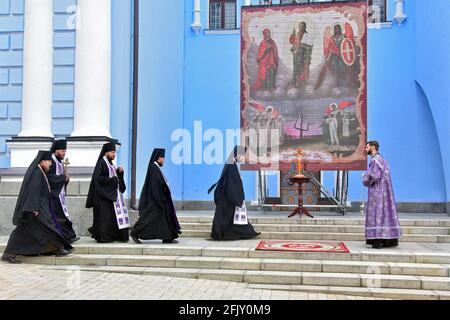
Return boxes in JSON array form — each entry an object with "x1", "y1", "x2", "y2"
[{"x1": 363, "y1": 141, "x2": 402, "y2": 249}]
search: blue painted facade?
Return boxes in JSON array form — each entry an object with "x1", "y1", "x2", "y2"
[
  {"x1": 111, "y1": 0, "x2": 133, "y2": 193},
  {"x1": 0, "y1": 0, "x2": 449, "y2": 206},
  {"x1": 0, "y1": 0, "x2": 77, "y2": 166},
  {"x1": 0, "y1": 0, "x2": 23, "y2": 167},
  {"x1": 53, "y1": 0, "x2": 76, "y2": 136},
  {"x1": 414, "y1": 0, "x2": 450, "y2": 204}
]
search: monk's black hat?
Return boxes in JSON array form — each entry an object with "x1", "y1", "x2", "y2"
[
  {"x1": 103, "y1": 142, "x2": 116, "y2": 153},
  {"x1": 50, "y1": 139, "x2": 67, "y2": 152},
  {"x1": 40, "y1": 151, "x2": 53, "y2": 161}
]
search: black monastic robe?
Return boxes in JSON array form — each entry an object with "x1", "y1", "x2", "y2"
[
  {"x1": 132, "y1": 162, "x2": 181, "y2": 241},
  {"x1": 86, "y1": 158, "x2": 129, "y2": 243},
  {"x1": 4, "y1": 166, "x2": 72, "y2": 256},
  {"x1": 210, "y1": 161, "x2": 259, "y2": 240},
  {"x1": 46, "y1": 157, "x2": 77, "y2": 241}
]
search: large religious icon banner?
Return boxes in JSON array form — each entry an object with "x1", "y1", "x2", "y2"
[{"x1": 241, "y1": 1, "x2": 367, "y2": 171}]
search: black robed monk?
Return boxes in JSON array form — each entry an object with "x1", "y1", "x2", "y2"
[
  {"x1": 1, "y1": 151, "x2": 74, "y2": 264},
  {"x1": 131, "y1": 148, "x2": 181, "y2": 244},
  {"x1": 47, "y1": 139, "x2": 79, "y2": 243},
  {"x1": 208, "y1": 146, "x2": 260, "y2": 241},
  {"x1": 86, "y1": 143, "x2": 129, "y2": 243}
]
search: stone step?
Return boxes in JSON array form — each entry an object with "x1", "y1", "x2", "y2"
[
  {"x1": 17, "y1": 254, "x2": 450, "y2": 277},
  {"x1": 179, "y1": 223, "x2": 450, "y2": 235},
  {"x1": 39, "y1": 263, "x2": 450, "y2": 292},
  {"x1": 180, "y1": 230, "x2": 450, "y2": 243},
  {"x1": 247, "y1": 284, "x2": 450, "y2": 300},
  {"x1": 4, "y1": 243, "x2": 450, "y2": 264},
  {"x1": 178, "y1": 217, "x2": 450, "y2": 227}
]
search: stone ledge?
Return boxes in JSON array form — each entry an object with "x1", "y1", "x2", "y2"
[
  {"x1": 0, "y1": 176, "x2": 447, "y2": 215},
  {"x1": 0, "y1": 171, "x2": 93, "y2": 198},
  {"x1": 0, "y1": 167, "x2": 94, "y2": 178},
  {"x1": 350, "y1": 202, "x2": 448, "y2": 214}
]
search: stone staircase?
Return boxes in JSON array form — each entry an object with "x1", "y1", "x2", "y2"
[
  {"x1": 178, "y1": 216, "x2": 450, "y2": 243},
  {"x1": 2, "y1": 215, "x2": 450, "y2": 300},
  {"x1": 2, "y1": 241, "x2": 450, "y2": 300}
]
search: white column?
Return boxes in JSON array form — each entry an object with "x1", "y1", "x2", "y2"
[
  {"x1": 394, "y1": 0, "x2": 407, "y2": 26},
  {"x1": 244, "y1": 0, "x2": 251, "y2": 5},
  {"x1": 71, "y1": 0, "x2": 112, "y2": 138},
  {"x1": 191, "y1": 0, "x2": 202, "y2": 34},
  {"x1": 19, "y1": 0, "x2": 53, "y2": 138}
]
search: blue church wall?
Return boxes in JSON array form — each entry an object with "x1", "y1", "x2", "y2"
[
  {"x1": 111, "y1": 0, "x2": 133, "y2": 197},
  {"x1": 52, "y1": 0, "x2": 77, "y2": 137},
  {"x1": 135, "y1": 0, "x2": 185, "y2": 199},
  {"x1": 182, "y1": 0, "x2": 254, "y2": 202},
  {"x1": 414, "y1": 0, "x2": 450, "y2": 203},
  {"x1": 346, "y1": 2, "x2": 447, "y2": 203},
  {"x1": 0, "y1": 0, "x2": 23, "y2": 168}
]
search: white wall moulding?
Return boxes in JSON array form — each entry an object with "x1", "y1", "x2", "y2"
[
  {"x1": 66, "y1": 137, "x2": 120, "y2": 167},
  {"x1": 7, "y1": 138, "x2": 54, "y2": 168},
  {"x1": 368, "y1": 22, "x2": 393, "y2": 29},
  {"x1": 394, "y1": 0, "x2": 407, "y2": 26},
  {"x1": 204, "y1": 29, "x2": 240, "y2": 35},
  {"x1": 191, "y1": 0, "x2": 202, "y2": 34}
]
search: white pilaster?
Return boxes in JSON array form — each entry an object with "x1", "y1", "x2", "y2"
[
  {"x1": 19, "y1": 0, "x2": 53, "y2": 138},
  {"x1": 67, "y1": 0, "x2": 113, "y2": 167},
  {"x1": 191, "y1": 0, "x2": 202, "y2": 34},
  {"x1": 71, "y1": 0, "x2": 112, "y2": 138},
  {"x1": 7, "y1": 0, "x2": 54, "y2": 168}
]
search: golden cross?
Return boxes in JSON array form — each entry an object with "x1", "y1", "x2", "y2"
[{"x1": 63, "y1": 158, "x2": 70, "y2": 167}]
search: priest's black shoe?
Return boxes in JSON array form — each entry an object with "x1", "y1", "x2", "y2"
[
  {"x1": 372, "y1": 243, "x2": 383, "y2": 249},
  {"x1": 131, "y1": 233, "x2": 142, "y2": 244},
  {"x1": 162, "y1": 239, "x2": 179, "y2": 244},
  {"x1": 1, "y1": 255, "x2": 21, "y2": 264},
  {"x1": 69, "y1": 237, "x2": 81, "y2": 244},
  {"x1": 55, "y1": 248, "x2": 74, "y2": 257}
]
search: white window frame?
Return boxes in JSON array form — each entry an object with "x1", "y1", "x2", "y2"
[
  {"x1": 368, "y1": 0, "x2": 393, "y2": 29},
  {"x1": 207, "y1": 0, "x2": 238, "y2": 30}
]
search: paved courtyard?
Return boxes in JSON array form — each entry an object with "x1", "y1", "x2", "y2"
[
  {"x1": 1, "y1": 212, "x2": 448, "y2": 300},
  {"x1": 0, "y1": 263, "x2": 378, "y2": 300}
]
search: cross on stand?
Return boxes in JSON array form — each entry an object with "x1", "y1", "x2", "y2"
[{"x1": 287, "y1": 174, "x2": 314, "y2": 219}]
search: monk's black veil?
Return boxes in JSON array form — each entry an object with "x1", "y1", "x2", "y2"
[
  {"x1": 139, "y1": 148, "x2": 166, "y2": 210},
  {"x1": 13, "y1": 151, "x2": 49, "y2": 226},
  {"x1": 208, "y1": 146, "x2": 247, "y2": 195}
]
